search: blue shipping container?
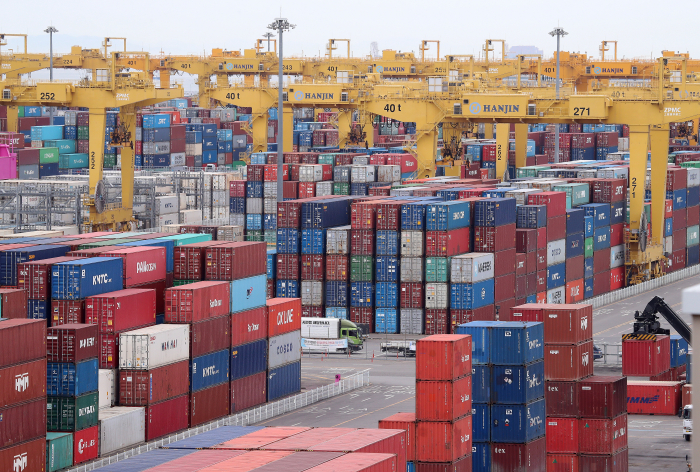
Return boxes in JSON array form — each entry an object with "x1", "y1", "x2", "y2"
[
  {"x1": 47, "y1": 359, "x2": 99, "y2": 396},
  {"x1": 117, "y1": 239, "x2": 175, "y2": 273},
  {"x1": 474, "y1": 198, "x2": 517, "y2": 227},
  {"x1": 277, "y1": 279, "x2": 300, "y2": 298},
  {"x1": 584, "y1": 258, "x2": 594, "y2": 279},
  {"x1": 670, "y1": 335, "x2": 689, "y2": 368},
  {"x1": 450, "y1": 279, "x2": 495, "y2": 310},
  {"x1": 401, "y1": 203, "x2": 427, "y2": 230},
  {"x1": 230, "y1": 340, "x2": 267, "y2": 380},
  {"x1": 566, "y1": 232, "x2": 585, "y2": 258},
  {"x1": 230, "y1": 198, "x2": 246, "y2": 214},
  {"x1": 52, "y1": 257, "x2": 123, "y2": 300},
  {"x1": 491, "y1": 399, "x2": 546, "y2": 443},
  {"x1": 375, "y1": 256, "x2": 399, "y2": 282},
  {"x1": 276, "y1": 228, "x2": 300, "y2": 254},
  {"x1": 455, "y1": 321, "x2": 505, "y2": 364},
  {"x1": 582, "y1": 203, "x2": 611, "y2": 228},
  {"x1": 375, "y1": 308, "x2": 398, "y2": 333},
  {"x1": 375, "y1": 283, "x2": 398, "y2": 308},
  {"x1": 267, "y1": 360, "x2": 301, "y2": 402},
  {"x1": 665, "y1": 218, "x2": 674, "y2": 238},
  {"x1": 301, "y1": 199, "x2": 352, "y2": 229},
  {"x1": 325, "y1": 307, "x2": 348, "y2": 319},
  {"x1": 671, "y1": 188, "x2": 687, "y2": 210},
  {"x1": 584, "y1": 277, "x2": 594, "y2": 299},
  {"x1": 593, "y1": 226, "x2": 611, "y2": 251},
  {"x1": 472, "y1": 442, "x2": 491, "y2": 472},
  {"x1": 301, "y1": 229, "x2": 326, "y2": 255},
  {"x1": 472, "y1": 403, "x2": 490, "y2": 442},
  {"x1": 1, "y1": 244, "x2": 70, "y2": 286},
  {"x1": 491, "y1": 361, "x2": 545, "y2": 404},
  {"x1": 610, "y1": 201, "x2": 625, "y2": 225},
  {"x1": 325, "y1": 281, "x2": 348, "y2": 307},
  {"x1": 230, "y1": 275, "x2": 267, "y2": 313},
  {"x1": 490, "y1": 322, "x2": 544, "y2": 365},
  {"x1": 266, "y1": 250, "x2": 277, "y2": 280},
  {"x1": 584, "y1": 216, "x2": 594, "y2": 237},
  {"x1": 350, "y1": 282, "x2": 374, "y2": 307},
  {"x1": 246, "y1": 181, "x2": 263, "y2": 198},
  {"x1": 263, "y1": 214, "x2": 277, "y2": 231},
  {"x1": 688, "y1": 187, "x2": 700, "y2": 207},
  {"x1": 566, "y1": 208, "x2": 585, "y2": 235},
  {"x1": 142, "y1": 114, "x2": 171, "y2": 129},
  {"x1": 426, "y1": 201, "x2": 471, "y2": 231},
  {"x1": 376, "y1": 231, "x2": 399, "y2": 256},
  {"x1": 28, "y1": 299, "x2": 48, "y2": 319},
  {"x1": 190, "y1": 349, "x2": 230, "y2": 392},
  {"x1": 472, "y1": 365, "x2": 491, "y2": 403}
]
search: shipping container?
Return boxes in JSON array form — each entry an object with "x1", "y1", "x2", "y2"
[
  {"x1": 416, "y1": 375, "x2": 472, "y2": 421},
  {"x1": 579, "y1": 449, "x2": 628, "y2": 472},
  {"x1": 47, "y1": 358, "x2": 98, "y2": 396},
  {"x1": 164, "y1": 281, "x2": 230, "y2": 323},
  {"x1": 85, "y1": 288, "x2": 156, "y2": 332},
  {"x1": 47, "y1": 392, "x2": 98, "y2": 432},
  {"x1": 415, "y1": 415, "x2": 471, "y2": 463},
  {"x1": 119, "y1": 359, "x2": 189, "y2": 406},
  {"x1": 578, "y1": 414, "x2": 628, "y2": 455},
  {"x1": 474, "y1": 198, "x2": 517, "y2": 227},
  {"x1": 426, "y1": 201, "x2": 471, "y2": 231},
  {"x1": 490, "y1": 322, "x2": 544, "y2": 365},
  {"x1": 544, "y1": 340, "x2": 595, "y2": 381},
  {"x1": 0, "y1": 244, "x2": 70, "y2": 287},
  {"x1": 46, "y1": 432, "x2": 73, "y2": 472},
  {"x1": 72, "y1": 425, "x2": 98, "y2": 465},
  {"x1": 47, "y1": 323, "x2": 98, "y2": 363},
  {"x1": 378, "y1": 413, "x2": 416, "y2": 462},
  {"x1": 230, "y1": 275, "x2": 267, "y2": 313},
  {"x1": 453, "y1": 321, "x2": 504, "y2": 364},
  {"x1": 626, "y1": 381, "x2": 682, "y2": 415},
  {"x1": 451, "y1": 279, "x2": 495, "y2": 310},
  {"x1": 0, "y1": 358, "x2": 46, "y2": 407},
  {"x1": 99, "y1": 246, "x2": 166, "y2": 287},
  {"x1": 622, "y1": 335, "x2": 671, "y2": 376},
  {"x1": 145, "y1": 394, "x2": 189, "y2": 441},
  {"x1": 491, "y1": 398, "x2": 546, "y2": 443},
  {"x1": 190, "y1": 349, "x2": 230, "y2": 392},
  {"x1": 231, "y1": 371, "x2": 267, "y2": 413},
  {"x1": 267, "y1": 298, "x2": 302, "y2": 337},
  {"x1": 546, "y1": 417, "x2": 578, "y2": 454},
  {"x1": 473, "y1": 224, "x2": 516, "y2": 252},
  {"x1": 304, "y1": 452, "x2": 398, "y2": 472},
  {"x1": 491, "y1": 361, "x2": 545, "y2": 404},
  {"x1": 451, "y1": 253, "x2": 494, "y2": 283},
  {"x1": 416, "y1": 334, "x2": 472, "y2": 381},
  {"x1": 268, "y1": 360, "x2": 302, "y2": 401},
  {"x1": 190, "y1": 382, "x2": 230, "y2": 427},
  {"x1": 546, "y1": 380, "x2": 578, "y2": 418},
  {"x1": 119, "y1": 324, "x2": 190, "y2": 369},
  {"x1": 205, "y1": 242, "x2": 267, "y2": 281},
  {"x1": 17, "y1": 256, "x2": 81, "y2": 300},
  {"x1": 98, "y1": 406, "x2": 146, "y2": 455},
  {"x1": 231, "y1": 339, "x2": 268, "y2": 380},
  {"x1": 52, "y1": 257, "x2": 123, "y2": 300}
]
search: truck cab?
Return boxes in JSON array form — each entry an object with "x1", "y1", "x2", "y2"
[
  {"x1": 339, "y1": 319, "x2": 363, "y2": 351},
  {"x1": 684, "y1": 404, "x2": 692, "y2": 441}
]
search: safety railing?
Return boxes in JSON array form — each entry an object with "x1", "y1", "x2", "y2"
[
  {"x1": 67, "y1": 369, "x2": 371, "y2": 472},
  {"x1": 595, "y1": 343, "x2": 623, "y2": 365}
]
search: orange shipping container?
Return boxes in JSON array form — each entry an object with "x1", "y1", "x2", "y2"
[
  {"x1": 546, "y1": 453, "x2": 579, "y2": 472},
  {"x1": 627, "y1": 381, "x2": 683, "y2": 415},
  {"x1": 622, "y1": 335, "x2": 671, "y2": 376},
  {"x1": 415, "y1": 415, "x2": 472, "y2": 463},
  {"x1": 542, "y1": 304, "x2": 593, "y2": 344},
  {"x1": 565, "y1": 279, "x2": 584, "y2": 303},
  {"x1": 267, "y1": 298, "x2": 302, "y2": 337},
  {"x1": 378, "y1": 413, "x2": 416, "y2": 462}
]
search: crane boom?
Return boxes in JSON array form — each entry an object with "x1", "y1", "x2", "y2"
[{"x1": 632, "y1": 296, "x2": 692, "y2": 344}]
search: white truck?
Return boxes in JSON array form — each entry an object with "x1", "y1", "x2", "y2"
[
  {"x1": 301, "y1": 317, "x2": 363, "y2": 353},
  {"x1": 683, "y1": 404, "x2": 692, "y2": 441}
]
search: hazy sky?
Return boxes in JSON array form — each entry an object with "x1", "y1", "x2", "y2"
[{"x1": 0, "y1": 0, "x2": 687, "y2": 90}]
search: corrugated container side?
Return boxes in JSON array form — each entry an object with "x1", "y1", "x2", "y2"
[
  {"x1": 190, "y1": 382, "x2": 230, "y2": 427},
  {"x1": 490, "y1": 437, "x2": 546, "y2": 472},
  {"x1": 231, "y1": 371, "x2": 267, "y2": 413},
  {"x1": 230, "y1": 339, "x2": 268, "y2": 380},
  {"x1": 145, "y1": 394, "x2": 189, "y2": 441},
  {"x1": 0, "y1": 358, "x2": 46, "y2": 407},
  {"x1": 491, "y1": 398, "x2": 546, "y2": 443},
  {"x1": 190, "y1": 349, "x2": 230, "y2": 392},
  {"x1": 415, "y1": 415, "x2": 472, "y2": 463},
  {"x1": 415, "y1": 334, "x2": 472, "y2": 381},
  {"x1": 0, "y1": 438, "x2": 46, "y2": 472},
  {"x1": 190, "y1": 315, "x2": 231, "y2": 358},
  {"x1": 98, "y1": 406, "x2": 146, "y2": 456},
  {"x1": 267, "y1": 360, "x2": 302, "y2": 401},
  {"x1": 415, "y1": 375, "x2": 472, "y2": 421},
  {"x1": 578, "y1": 414, "x2": 628, "y2": 454},
  {"x1": 118, "y1": 359, "x2": 189, "y2": 406},
  {"x1": 544, "y1": 340, "x2": 595, "y2": 381}
]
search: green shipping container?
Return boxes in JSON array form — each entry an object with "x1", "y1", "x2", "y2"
[
  {"x1": 59, "y1": 153, "x2": 89, "y2": 169},
  {"x1": 425, "y1": 257, "x2": 450, "y2": 283},
  {"x1": 77, "y1": 126, "x2": 90, "y2": 140},
  {"x1": 318, "y1": 154, "x2": 336, "y2": 165},
  {"x1": 246, "y1": 230, "x2": 264, "y2": 242},
  {"x1": 45, "y1": 139, "x2": 77, "y2": 154},
  {"x1": 230, "y1": 161, "x2": 247, "y2": 170},
  {"x1": 17, "y1": 106, "x2": 25, "y2": 118},
  {"x1": 104, "y1": 155, "x2": 117, "y2": 168},
  {"x1": 156, "y1": 233, "x2": 212, "y2": 246},
  {"x1": 688, "y1": 225, "x2": 700, "y2": 247},
  {"x1": 47, "y1": 432, "x2": 73, "y2": 472},
  {"x1": 350, "y1": 255, "x2": 373, "y2": 282},
  {"x1": 333, "y1": 182, "x2": 350, "y2": 195},
  {"x1": 79, "y1": 238, "x2": 132, "y2": 249},
  {"x1": 553, "y1": 183, "x2": 590, "y2": 207},
  {"x1": 47, "y1": 392, "x2": 99, "y2": 432},
  {"x1": 39, "y1": 147, "x2": 60, "y2": 164},
  {"x1": 517, "y1": 166, "x2": 550, "y2": 179},
  {"x1": 681, "y1": 161, "x2": 700, "y2": 169},
  {"x1": 263, "y1": 230, "x2": 277, "y2": 246},
  {"x1": 585, "y1": 238, "x2": 594, "y2": 258}
]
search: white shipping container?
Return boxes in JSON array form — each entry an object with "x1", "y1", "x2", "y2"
[
  {"x1": 119, "y1": 324, "x2": 190, "y2": 370},
  {"x1": 618, "y1": 137, "x2": 629, "y2": 151},
  {"x1": 351, "y1": 165, "x2": 376, "y2": 183},
  {"x1": 547, "y1": 286, "x2": 565, "y2": 304},
  {"x1": 98, "y1": 407, "x2": 146, "y2": 456},
  {"x1": 299, "y1": 165, "x2": 323, "y2": 182},
  {"x1": 246, "y1": 198, "x2": 263, "y2": 214},
  {"x1": 531, "y1": 180, "x2": 567, "y2": 192},
  {"x1": 451, "y1": 253, "x2": 495, "y2": 283},
  {"x1": 98, "y1": 369, "x2": 116, "y2": 409},
  {"x1": 401, "y1": 231, "x2": 424, "y2": 257},
  {"x1": 547, "y1": 239, "x2": 566, "y2": 266},
  {"x1": 217, "y1": 225, "x2": 244, "y2": 242},
  {"x1": 264, "y1": 182, "x2": 278, "y2": 198},
  {"x1": 505, "y1": 188, "x2": 542, "y2": 205},
  {"x1": 400, "y1": 257, "x2": 424, "y2": 282},
  {"x1": 377, "y1": 165, "x2": 401, "y2": 183},
  {"x1": 158, "y1": 214, "x2": 179, "y2": 227},
  {"x1": 264, "y1": 197, "x2": 277, "y2": 214},
  {"x1": 333, "y1": 166, "x2": 351, "y2": 183},
  {"x1": 425, "y1": 283, "x2": 449, "y2": 309},
  {"x1": 688, "y1": 168, "x2": 700, "y2": 188},
  {"x1": 179, "y1": 210, "x2": 202, "y2": 225},
  {"x1": 316, "y1": 181, "x2": 333, "y2": 197},
  {"x1": 610, "y1": 245, "x2": 625, "y2": 269},
  {"x1": 400, "y1": 309, "x2": 423, "y2": 335},
  {"x1": 155, "y1": 195, "x2": 179, "y2": 215},
  {"x1": 229, "y1": 213, "x2": 245, "y2": 227},
  {"x1": 352, "y1": 156, "x2": 369, "y2": 165},
  {"x1": 301, "y1": 281, "x2": 324, "y2": 306},
  {"x1": 327, "y1": 226, "x2": 350, "y2": 254},
  {"x1": 665, "y1": 235, "x2": 673, "y2": 254},
  {"x1": 161, "y1": 224, "x2": 183, "y2": 234},
  {"x1": 268, "y1": 330, "x2": 302, "y2": 369}
]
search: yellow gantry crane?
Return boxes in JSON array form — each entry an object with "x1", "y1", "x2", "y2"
[{"x1": 0, "y1": 52, "x2": 183, "y2": 231}]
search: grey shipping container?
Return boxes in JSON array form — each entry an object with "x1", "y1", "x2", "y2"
[
  {"x1": 268, "y1": 330, "x2": 302, "y2": 369},
  {"x1": 326, "y1": 226, "x2": 350, "y2": 254},
  {"x1": 400, "y1": 257, "x2": 424, "y2": 282},
  {"x1": 301, "y1": 280, "x2": 324, "y2": 306},
  {"x1": 98, "y1": 406, "x2": 146, "y2": 456},
  {"x1": 401, "y1": 231, "x2": 424, "y2": 256},
  {"x1": 400, "y1": 309, "x2": 423, "y2": 334},
  {"x1": 425, "y1": 283, "x2": 449, "y2": 309},
  {"x1": 98, "y1": 369, "x2": 116, "y2": 409}
]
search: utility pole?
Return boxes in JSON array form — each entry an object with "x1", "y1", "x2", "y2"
[
  {"x1": 268, "y1": 18, "x2": 295, "y2": 203},
  {"x1": 44, "y1": 26, "x2": 58, "y2": 126},
  {"x1": 262, "y1": 32, "x2": 275, "y2": 52},
  {"x1": 549, "y1": 27, "x2": 567, "y2": 163}
]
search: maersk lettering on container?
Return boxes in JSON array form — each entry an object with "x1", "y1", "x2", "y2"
[{"x1": 450, "y1": 253, "x2": 494, "y2": 284}]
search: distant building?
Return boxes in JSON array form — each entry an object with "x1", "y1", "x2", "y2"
[{"x1": 506, "y1": 45, "x2": 544, "y2": 59}]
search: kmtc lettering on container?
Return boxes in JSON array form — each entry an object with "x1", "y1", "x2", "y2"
[{"x1": 91, "y1": 273, "x2": 113, "y2": 285}]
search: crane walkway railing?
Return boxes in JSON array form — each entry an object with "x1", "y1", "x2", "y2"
[{"x1": 67, "y1": 369, "x2": 371, "y2": 472}]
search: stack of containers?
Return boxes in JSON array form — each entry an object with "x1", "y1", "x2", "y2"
[
  {"x1": 266, "y1": 298, "x2": 303, "y2": 402},
  {"x1": 415, "y1": 334, "x2": 473, "y2": 471},
  {"x1": 564, "y1": 207, "x2": 586, "y2": 303},
  {"x1": 398, "y1": 201, "x2": 427, "y2": 334},
  {"x1": 301, "y1": 199, "x2": 329, "y2": 317},
  {"x1": 46, "y1": 323, "x2": 100, "y2": 459},
  {"x1": 350, "y1": 201, "x2": 380, "y2": 330},
  {"x1": 528, "y1": 192, "x2": 567, "y2": 303},
  {"x1": 686, "y1": 167, "x2": 700, "y2": 266},
  {"x1": 18, "y1": 255, "x2": 82, "y2": 320},
  {"x1": 0, "y1": 319, "x2": 47, "y2": 471},
  {"x1": 450, "y1": 252, "x2": 495, "y2": 327},
  {"x1": 276, "y1": 198, "x2": 303, "y2": 301},
  {"x1": 456, "y1": 321, "x2": 546, "y2": 471},
  {"x1": 165, "y1": 281, "x2": 232, "y2": 427},
  {"x1": 325, "y1": 225, "x2": 350, "y2": 321},
  {"x1": 230, "y1": 179, "x2": 246, "y2": 227},
  {"x1": 375, "y1": 200, "x2": 403, "y2": 333},
  {"x1": 590, "y1": 178, "x2": 627, "y2": 293},
  {"x1": 668, "y1": 167, "x2": 689, "y2": 271},
  {"x1": 514, "y1": 204, "x2": 547, "y2": 308},
  {"x1": 424, "y1": 200, "x2": 471, "y2": 334},
  {"x1": 230, "y1": 301, "x2": 268, "y2": 414},
  {"x1": 378, "y1": 413, "x2": 417, "y2": 469},
  {"x1": 581, "y1": 202, "x2": 613, "y2": 296}
]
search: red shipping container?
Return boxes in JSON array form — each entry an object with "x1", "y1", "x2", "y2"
[
  {"x1": 49, "y1": 299, "x2": 85, "y2": 326},
  {"x1": 0, "y1": 437, "x2": 46, "y2": 472},
  {"x1": 47, "y1": 323, "x2": 98, "y2": 362},
  {"x1": 351, "y1": 229, "x2": 375, "y2": 255},
  {"x1": 426, "y1": 228, "x2": 471, "y2": 257},
  {"x1": 542, "y1": 304, "x2": 593, "y2": 344},
  {"x1": 401, "y1": 283, "x2": 423, "y2": 308},
  {"x1": 0, "y1": 289, "x2": 26, "y2": 319},
  {"x1": 450, "y1": 305, "x2": 495, "y2": 328},
  {"x1": 98, "y1": 333, "x2": 120, "y2": 369},
  {"x1": 608, "y1": 224, "x2": 624, "y2": 247},
  {"x1": 416, "y1": 375, "x2": 472, "y2": 421},
  {"x1": 146, "y1": 394, "x2": 189, "y2": 440},
  {"x1": 415, "y1": 415, "x2": 471, "y2": 463},
  {"x1": 683, "y1": 384, "x2": 692, "y2": 408},
  {"x1": 594, "y1": 248, "x2": 611, "y2": 275},
  {"x1": 593, "y1": 270, "x2": 611, "y2": 296},
  {"x1": 72, "y1": 425, "x2": 99, "y2": 464},
  {"x1": 414, "y1": 455, "x2": 472, "y2": 472},
  {"x1": 546, "y1": 454, "x2": 578, "y2": 472},
  {"x1": 119, "y1": 360, "x2": 189, "y2": 406},
  {"x1": 248, "y1": 165, "x2": 265, "y2": 181},
  {"x1": 578, "y1": 376, "x2": 628, "y2": 419},
  {"x1": 302, "y1": 306, "x2": 323, "y2": 318},
  {"x1": 473, "y1": 224, "x2": 516, "y2": 252},
  {"x1": 516, "y1": 275, "x2": 528, "y2": 299},
  {"x1": 546, "y1": 417, "x2": 578, "y2": 453},
  {"x1": 204, "y1": 242, "x2": 267, "y2": 281},
  {"x1": 509, "y1": 304, "x2": 543, "y2": 322},
  {"x1": 67, "y1": 246, "x2": 123, "y2": 258},
  {"x1": 529, "y1": 192, "x2": 567, "y2": 217},
  {"x1": 545, "y1": 340, "x2": 595, "y2": 381},
  {"x1": 131, "y1": 279, "x2": 166, "y2": 315},
  {"x1": 537, "y1": 228, "x2": 547, "y2": 250},
  {"x1": 305, "y1": 452, "x2": 398, "y2": 472},
  {"x1": 674, "y1": 208, "x2": 687, "y2": 230},
  {"x1": 299, "y1": 182, "x2": 316, "y2": 198},
  {"x1": 536, "y1": 247, "x2": 547, "y2": 271},
  {"x1": 99, "y1": 246, "x2": 165, "y2": 287},
  {"x1": 579, "y1": 449, "x2": 628, "y2": 472},
  {"x1": 493, "y1": 248, "x2": 517, "y2": 277},
  {"x1": 591, "y1": 179, "x2": 627, "y2": 203},
  {"x1": 350, "y1": 308, "x2": 374, "y2": 332},
  {"x1": 165, "y1": 281, "x2": 230, "y2": 323},
  {"x1": 0, "y1": 358, "x2": 46, "y2": 407},
  {"x1": 622, "y1": 335, "x2": 670, "y2": 376},
  {"x1": 230, "y1": 180, "x2": 246, "y2": 197},
  {"x1": 301, "y1": 255, "x2": 325, "y2": 280},
  {"x1": 491, "y1": 437, "x2": 546, "y2": 472},
  {"x1": 231, "y1": 307, "x2": 268, "y2": 346},
  {"x1": 578, "y1": 414, "x2": 628, "y2": 455},
  {"x1": 190, "y1": 382, "x2": 230, "y2": 427},
  {"x1": 565, "y1": 279, "x2": 584, "y2": 303},
  {"x1": 667, "y1": 167, "x2": 687, "y2": 191},
  {"x1": 278, "y1": 201, "x2": 303, "y2": 228},
  {"x1": 516, "y1": 253, "x2": 528, "y2": 277},
  {"x1": 688, "y1": 205, "x2": 700, "y2": 228},
  {"x1": 547, "y1": 216, "x2": 567, "y2": 242},
  {"x1": 536, "y1": 270, "x2": 547, "y2": 293},
  {"x1": 231, "y1": 371, "x2": 267, "y2": 413},
  {"x1": 379, "y1": 412, "x2": 416, "y2": 462},
  {"x1": 609, "y1": 267, "x2": 625, "y2": 290},
  {"x1": 425, "y1": 309, "x2": 448, "y2": 335},
  {"x1": 266, "y1": 279, "x2": 274, "y2": 299},
  {"x1": 325, "y1": 255, "x2": 348, "y2": 281},
  {"x1": 670, "y1": 249, "x2": 687, "y2": 272},
  {"x1": 191, "y1": 315, "x2": 230, "y2": 357},
  {"x1": 283, "y1": 181, "x2": 299, "y2": 199},
  {"x1": 267, "y1": 298, "x2": 302, "y2": 337},
  {"x1": 416, "y1": 334, "x2": 471, "y2": 381},
  {"x1": 277, "y1": 254, "x2": 300, "y2": 280},
  {"x1": 516, "y1": 229, "x2": 538, "y2": 253},
  {"x1": 173, "y1": 241, "x2": 230, "y2": 280},
  {"x1": 626, "y1": 381, "x2": 682, "y2": 415},
  {"x1": 84, "y1": 288, "x2": 155, "y2": 333},
  {"x1": 0, "y1": 398, "x2": 45, "y2": 449},
  {"x1": 537, "y1": 292, "x2": 547, "y2": 303},
  {"x1": 526, "y1": 272, "x2": 538, "y2": 296},
  {"x1": 309, "y1": 429, "x2": 407, "y2": 471},
  {"x1": 494, "y1": 273, "x2": 516, "y2": 303},
  {"x1": 596, "y1": 132, "x2": 619, "y2": 147},
  {"x1": 546, "y1": 381, "x2": 579, "y2": 417},
  {"x1": 673, "y1": 229, "x2": 687, "y2": 251},
  {"x1": 263, "y1": 164, "x2": 281, "y2": 181},
  {"x1": 566, "y1": 255, "x2": 584, "y2": 282},
  {"x1": 17, "y1": 256, "x2": 80, "y2": 300},
  {"x1": 351, "y1": 202, "x2": 377, "y2": 229}
]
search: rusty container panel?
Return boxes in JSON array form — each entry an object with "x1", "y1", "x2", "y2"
[
  {"x1": 545, "y1": 380, "x2": 579, "y2": 418},
  {"x1": 231, "y1": 371, "x2": 267, "y2": 413},
  {"x1": 191, "y1": 315, "x2": 231, "y2": 358}
]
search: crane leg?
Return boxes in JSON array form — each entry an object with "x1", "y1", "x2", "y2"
[
  {"x1": 119, "y1": 108, "x2": 136, "y2": 222},
  {"x1": 413, "y1": 128, "x2": 437, "y2": 179},
  {"x1": 484, "y1": 123, "x2": 494, "y2": 139},
  {"x1": 6, "y1": 106, "x2": 18, "y2": 133},
  {"x1": 336, "y1": 110, "x2": 352, "y2": 149},
  {"x1": 283, "y1": 107, "x2": 294, "y2": 152},
  {"x1": 251, "y1": 112, "x2": 269, "y2": 154},
  {"x1": 495, "y1": 123, "x2": 509, "y2": 181},
  {"x1": 650, "y1": 125, "x2": 670, "y2": 247},
  {"x1": 88, "y1": 108, "x2": 106, "y2": 198},
  {"x1": 514, "y1": 123, "x2": 528, "y2": 169}
]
